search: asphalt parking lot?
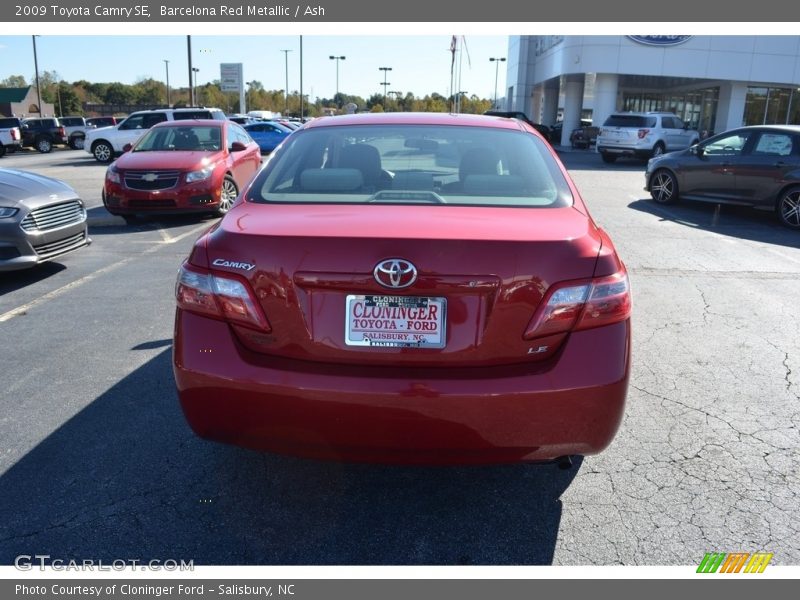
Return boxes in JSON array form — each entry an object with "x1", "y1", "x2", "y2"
[{"x1": 0, "y1": 146, "x2": 798, "y2": 565}]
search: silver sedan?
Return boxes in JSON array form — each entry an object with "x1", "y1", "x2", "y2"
[{"x1": 0, "y1": 168, "x2": 90, "y2": 271}]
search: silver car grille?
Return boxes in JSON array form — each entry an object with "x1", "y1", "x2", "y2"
[
  {"x1": 20, "y1": 200, "x2": 85, "y2": 232},
  {"x1": 124, "y1": 170, "x2": 181, "y2": 191},
  {"x1": 33, "y1": 231, "x2": 87, "y2": 258}
]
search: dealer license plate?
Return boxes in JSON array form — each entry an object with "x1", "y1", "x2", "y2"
[{"x1": 345, "y1": 295, "x2": 446, "y2": 348}]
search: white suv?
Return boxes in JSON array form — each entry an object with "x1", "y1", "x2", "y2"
[
  {"x1": 85, "y1": 107, "x2": 226, "y2": 162},
  {"x1": 597, "y1": 112, "x2": 699, "y2": 163}
]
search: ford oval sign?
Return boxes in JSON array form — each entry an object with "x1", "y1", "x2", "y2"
[{"x1": 628, "y1": 35, "x2": 692, "y2": 46}]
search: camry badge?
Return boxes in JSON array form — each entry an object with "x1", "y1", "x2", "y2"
[
  {"x1": 212, "y1": 258, "x2": 256, "y2": 271},
  {"x1": 373, "y1": 259, "x2": 417, "y2": 289}
]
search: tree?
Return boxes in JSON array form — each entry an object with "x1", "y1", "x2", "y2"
[
  {"x1": 133, "y1": 78, "x2": 165, "y2": 105},
  {"x1": 104, "y1": 82, "x2": 137, "y2": 105},
  {"x1": 1, "y1": 75, "x2": 27, "y2": 87}
]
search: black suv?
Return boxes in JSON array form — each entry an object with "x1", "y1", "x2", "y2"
[{"x1": 20, "y1": 117, "x2": 68, "y2": 153}]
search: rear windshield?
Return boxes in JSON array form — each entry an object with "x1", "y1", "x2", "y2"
[
  {"x1": 603, "y1": 115, "x2": 657, "y2": 128},
  {"x1": 248, "y1": 124, "x2": 573, "y2": 208},
  {"x1": 0, "y1": 118, "x2": 20, "y2": 128}
]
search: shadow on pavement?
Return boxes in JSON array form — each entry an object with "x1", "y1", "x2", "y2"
[
  {"x1": 0, "y1": 349, "x2": 580, "y2": 565},
  {"x1": 629, "y1": 198, "x2": 800, "y2": 250},
  {"x1": 0, "y1": 261, "x2": 67, "y2": 294}
]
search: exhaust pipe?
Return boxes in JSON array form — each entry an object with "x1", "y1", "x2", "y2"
[{"x1": 556, "y1": 455, "x2": 573, "y2": 470}]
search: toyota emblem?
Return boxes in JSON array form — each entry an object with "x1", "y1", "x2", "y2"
[{"x1": 373, "y1": 259, "x2": 417, "y2": 289}]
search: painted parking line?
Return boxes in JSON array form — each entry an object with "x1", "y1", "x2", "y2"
[{"x1": 0, "y1": 222, "x2": 210, "y2": 323}]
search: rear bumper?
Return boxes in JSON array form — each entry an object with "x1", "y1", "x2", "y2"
[
  {"x1": 174, "y1": 311, "x2": 631, "y2": 464},
  {"x1": 597, "y1": 144, "x2": 652, "y2": 158}
]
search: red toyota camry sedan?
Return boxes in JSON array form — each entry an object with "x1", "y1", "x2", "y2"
[{"x1": 173, "y1": 112, "x2": 631, "y2": 465}]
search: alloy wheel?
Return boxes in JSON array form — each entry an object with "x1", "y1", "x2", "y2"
[
  {"x1": 651, "y1": 170, "x2": 676, "y2": 204},
  {"x1": 779, "y1": 189, "x2": 800, "y2": 228},
  {"x1": 218, "y1": 177, "x2": 238, "y2": 214}
]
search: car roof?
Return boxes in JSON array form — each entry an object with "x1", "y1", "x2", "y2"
[
  {"x1": 736, "y1": 124, "x2": 800, "y2": 133},
  {"x1": 302, "y1": 112, "x2": 527, "y2": 131},
  {"x1": 150, "y1": 119, "x2": 224, "y2": 128}
]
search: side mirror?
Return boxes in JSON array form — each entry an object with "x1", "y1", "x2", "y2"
[
  {"x1": 122, "y1": 143, "x2": 132, "y2": 153},
  {"x1": 691, "y1": 145, "x2": 704, "y2": 157},
  {"x1": 22, "y1": 124, "x2": 29, "y2": 130},
  {"x1": 230, "y1": 141, "x2": 247, "y2": 152}
]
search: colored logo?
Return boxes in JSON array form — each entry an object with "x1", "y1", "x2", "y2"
[
  {"x1": 628, "y1": 35, "x2": 692, "y2": 46},
  {"x1": 697, "y1": 552, "x2": 773, "y2": 573}
]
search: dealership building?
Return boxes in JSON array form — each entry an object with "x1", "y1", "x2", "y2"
[{"x1": 505, "y1": 36, "x2": 800, "y2": 145}]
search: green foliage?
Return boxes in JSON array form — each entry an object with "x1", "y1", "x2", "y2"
[
  {"x1": 14, "y1": 75, "x2": 493, "y2": 117},
  {"x1": 1, "y1": 75, "x2": 27, "y2": 87}
]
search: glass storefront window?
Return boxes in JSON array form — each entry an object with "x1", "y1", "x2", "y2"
[{"x1": 744, "y1": 87, "x2": 768, "y2": 126}]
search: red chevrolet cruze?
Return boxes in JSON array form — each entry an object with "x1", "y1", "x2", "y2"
[
  {"x1": 103, "y1": 120, "x2": 261, "y2": 221},
  {"x1": 173, "y1": 112, "x2": 631, "y2": 465}
]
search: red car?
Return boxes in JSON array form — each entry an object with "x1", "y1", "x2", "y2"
[
  {"x1": 103, "y1": 120, "x2": 261, "y2": 221},
  {"x1": 174, "y1": 112, "x2": 631, "y2": 465}
]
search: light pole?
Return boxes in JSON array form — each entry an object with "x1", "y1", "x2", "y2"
[
  {"x1": 187, "y1": 35, "x2": 194, "y2": 106},
  {"x1": 329, "y1": 55, "x2": 345, "y2": 101},
  {"x1": 163, "y1": 59, "x2": 171, "y2": 106},
  {"x1": 489, "y1": 57, "x2": 506, "y2": 109},
  {"x1": 245, "y1": 81, "x2": 255, "y2": 113},
  {"x1": 378, "y1": 66, "x2": 392, "y2": 109},
  {"x1": 388, "y1": 90, "x2": 401, "y2": 111},
  {"x1": 281, "y1": 49, "x2": 292, "y2": 114},
  {"x1": 192, "y1": 68, "x2": 200, "y2": 104},
  {"x1": 32, "y1": 36, "x2": 42, "y2": 116}
]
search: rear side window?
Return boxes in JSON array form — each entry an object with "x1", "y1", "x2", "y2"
[
  {"x1": 249, "y1": 124, "x2": 573, "y2": 208},
  {"x1": 604, "y1": 115, "x2": 657, "y2": 128},
  {"x1": 174, "y1": 111, "x2": 213, "y2": 120},
  {"x1": 752, "y1": 132, "x2": 795, "y2": 156}
]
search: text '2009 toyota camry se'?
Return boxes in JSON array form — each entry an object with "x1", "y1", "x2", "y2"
[{"x1": 173, "y1": 112, "x2": 631, "y2": 465}]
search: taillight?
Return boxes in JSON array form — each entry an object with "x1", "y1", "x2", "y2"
[
  {"x1": 524, "y1": 269, "x2": 631, "y2": 339},
  {"x1": 637, "y1": 129, "x2": 650, "y2": 139},
  {"x1": 175, "y1": 263, "x2": 270, "y2": 331},
  {"x1": 11, "y1": 129, "x2": 19, "y2": 141},
  {"x1": 58, "y1": 126, "x2": 66, "y2": 137}
]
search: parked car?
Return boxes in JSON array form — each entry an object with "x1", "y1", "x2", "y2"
[
  {"x1": 570, "y1": 125, "x2": 600, "y2": 149},
  {"x1": 597, "y1": 111, "x2": 700, "y2": 163},
  {"x1": 484, "y1": 110, "x2": 552, "y2": 142},
  {"x1": 228, "y1": 114, "x2": 257, "y2": 125},
  {"x1": 173, "y1": 112, "x2": 632, "y2": 464},
  {"x1": 58, "y1": 116, "x2": 91, "y2": 150},
  {"x1": 102, "y1": 120, "x2": 261, "y2": 222},
  {"x1": 20, "y1": 117, "x2": 68, "y2": 153},
  {"x1": 0, "y1": 168, "x2": 90, "y2": 271},
  {"x1": 550, "y1": 119, "x2": 592, "y2": 146},
  {"x1": 85, "y1": 106, "x2": 227, "y2": 163},
  {"x1": 86, "y1": 116, "x2": 118, "y2": 128},
  {"x1": 0, "y1": 117, "x2": 23, "y2": 158},
  {"x1": 645, "y1": 125, "x2": 800, "y2": 229},
  {"x1": 243, "y1": 121, "x2": 293, "y2": 153}
]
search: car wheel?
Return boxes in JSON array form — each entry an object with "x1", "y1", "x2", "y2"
[
  {"x1": 652, "y1": 142, "x2": 666, "y2": 158},
  {"x1": 92, "y1": 140, "x2": 114, "y2": 163},
  {"x1": 36, "y1": 137, "x2": 52, "y2": 153},
  {"x1": 121, "y1": 214, "x2": 141, "y2": 225},
  {"x1": 69, "y1": 136, "x2": 85, "y2": 150},
  {"x1": 777, "y1": 186, "x2": 800, "y2": 229},
  {"x1": 601, "y1": 152, "x2": 617, "y2": 164},
  {"x1": 216, "y1": 176, "x2": 238, "y2": 216},
  {"x1": 650, "y1": 169, "x2": 679, "y2": 205}
]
